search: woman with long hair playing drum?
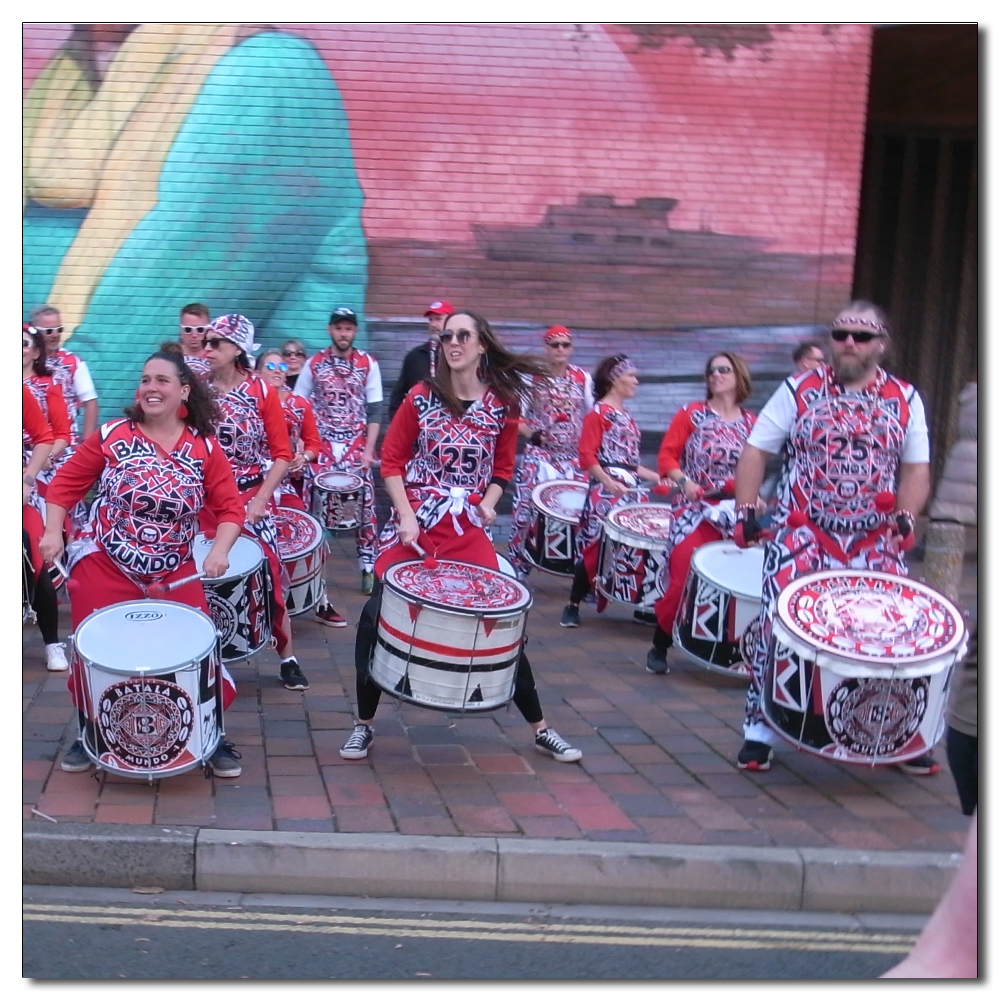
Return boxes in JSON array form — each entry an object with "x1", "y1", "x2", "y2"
[
  {"x1": 559, "y1": 354, "x2": 663, "y2": 628},
  {"x1": 645, "y1": 351, "x2": 758, "y2": 674},
  {"x1": 200, "y1": 316, "x2": 308, "y2": 691},
  {"x1": 340, "y1": 310, "x2": 583, "y2": 763},
  {"x1": 38, "y1": 348, "x2": 246, "y2": 777}
]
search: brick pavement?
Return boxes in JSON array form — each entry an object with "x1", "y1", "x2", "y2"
[{"x1": 23, "y1": 534, "x2": 974, "y2": 852}]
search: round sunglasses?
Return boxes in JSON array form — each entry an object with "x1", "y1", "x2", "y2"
[{"x1": 264, "y1": 361, "x2": 289, "y2": 372}]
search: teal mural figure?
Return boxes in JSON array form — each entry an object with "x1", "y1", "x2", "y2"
[{"x1": 23, "y1": 24, "x2": 367, "y2": 415}]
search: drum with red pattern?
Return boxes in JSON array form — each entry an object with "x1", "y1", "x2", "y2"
[
  {"x1": 370, "y1": 559, "x2": 532, "y2": 712},
  {"x1": 273, "y1": 506, "x2": 327, "y2": 616},
  {"x1": 524, "y1": 479, "x2": 587, "y2": 576},
  {"x1": 595, "y1": 503, "x2": 673, "y2": 610},
  {"x1": 763, "y1": 570, "x2": 968, "y2": 765},
  {"x1": 72, "y1": 600, "x2": 223, "y2": 779},
  {"x1": 311, "y1": 469, "x2": 364, "y2": 531}
]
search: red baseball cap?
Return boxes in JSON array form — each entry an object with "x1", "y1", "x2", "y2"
[
  {"x1": 424, "y1": 300, "x2": 454, "y2": 317},
  {"x1": 543, "y1": 325, "x2": 572, "y2": 343}
]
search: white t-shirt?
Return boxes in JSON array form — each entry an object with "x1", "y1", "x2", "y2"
[{"x1": 71, "y1": 355, "x2": 98, "y2": 403}]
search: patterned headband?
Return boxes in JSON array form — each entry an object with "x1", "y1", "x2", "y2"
[
  {"x1": 608, "y1": 356, "x2": 636, "y2": 382},
  {"x1": 831, "y1": 316, "x2": 888, "y2": 334},
  {"x1": 543, "y1": 325, "x2": 572, "y2": 344}
]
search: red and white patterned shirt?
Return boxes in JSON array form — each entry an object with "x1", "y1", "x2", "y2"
[
  {"x1": 579, "y1": 402, "x2": 642, "y2": 473},
  {"x1": 658, "y1": 400, "x2": 756, "y2": 492},
  {"x1": 46, "y1": 348, "x2": 97, "y2": 445},
  {"x1": 23, "y1": 375, "x2": 71, "y2": 467},
  {"x1": 521, "y1": 365, "x2": 594, "y2": 460}
]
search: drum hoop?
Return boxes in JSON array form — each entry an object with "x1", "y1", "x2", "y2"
[
  {"x1": 383, "y1": 559, "x2": 533, "y2": 617},
  {"x1": 690, "y1": 541, "x2": 764, "y2": 600},
  {"x1": 274, "y1": 508, "x2": 325, "y2": 559},
  {"x1": 315, "y1": 470, "x2": 365, "y2": 492},
  {"x1": 195, "y1": 534, "x2": 266, "y2": 583},
  {"x1": 772, "y1": 581, "x2": 966, "y2": 678},
  {"x1": 73, "y1": 599, "x2": 218, "y2": 674},
  {"x1": 530, "y1": 479, "x2": 586, "y2": 524},
  {"x1": 604, "y1": 503, "x2": 674, "y2": 546}
]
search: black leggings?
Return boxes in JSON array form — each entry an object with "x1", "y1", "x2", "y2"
[
  {"x1": 354, "y1": 581, "x2": 543, "y2": 725},
  {"x1": 23, "y1": 531, "x2": 60, "y2": 645},
  {"x1": 946, "y1": 727, "x2": 978, "y2": 816},
  {"x1": 568, "y1": 562, "x2": 591, "y2": 606}
]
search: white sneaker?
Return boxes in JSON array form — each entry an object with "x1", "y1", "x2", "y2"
[{"x1": 45, "y1": 642, "x2": 68, "y2": 672}]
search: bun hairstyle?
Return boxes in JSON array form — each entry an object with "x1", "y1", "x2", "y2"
[{"x1": 126, "y1": 341, "x2": 221, "y2": 436}]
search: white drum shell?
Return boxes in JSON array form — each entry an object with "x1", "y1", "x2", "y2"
[
  {"x1": 274, "y1": 508, "x2": 327, "y2": 616},
  {"x1": 595, "y1": 504, "x2": 674, "y2": 609},
  {"x1": 72, "y1": 600, "x2": 223, "y2": 779},
  {"x1": 311, "y1": 470, "x2": 364, "y2": 531}
]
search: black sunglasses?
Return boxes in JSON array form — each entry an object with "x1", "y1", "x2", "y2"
[
  {"x1": 181, "y1": 324, "x2": 208, "y2": 334},
  {"x1": 831, "y1": 329, "x2": 884, "y2": 344},
  {"x1": 37, "y1": 326, "x2": 64, "y2": 335},
  {"x1": 282, "y1": 350, "x2": 306, "y2": 358},
  {"x1": 438, "y1": 330, "x2": 473, "y2": 345},
  {"x1": 202, "y1": 337, "x2": 227, "y2": 350},
  {"x1": 548, "y1": 341, "x2": 572, "y2": 349}
]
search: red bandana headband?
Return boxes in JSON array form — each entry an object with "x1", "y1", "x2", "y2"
[{"x1": 543, "y1": 325, "x2": 572, "y2": 344}]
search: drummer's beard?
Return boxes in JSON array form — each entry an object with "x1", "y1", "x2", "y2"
[{"x1": 833, "y1": 354, "x2": 877, "y2": 386}]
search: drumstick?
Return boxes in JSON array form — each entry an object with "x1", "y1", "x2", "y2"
[
  {"x1": 147, "y1": 572, "x2": 206, "y2": 599},
  {"x1": 51, "y1": 556, "x2": 80, "y2": 594},
  {"x1": 407, "y1": 538, "x2": 438, "y2": 569}
]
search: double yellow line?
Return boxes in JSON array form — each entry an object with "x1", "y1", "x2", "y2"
[{"x1": 23, "y1": 904, "x2": 916, "y2": 954}]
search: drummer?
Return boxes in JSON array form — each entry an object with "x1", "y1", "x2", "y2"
[
  {"x1": 559, "y1": 355, "x2": 664, "y2": 628},
  {"x1": 507, "y1": 325, "x2": 594, "y2": 579},
  {"x1": 340, "y1": 310, "x2": 583, "y2": 764},
  {"x1": 200, "y1": 317, "x2": 309, "y2": 692},
  {"x1": 645, "y1": 352, "x2": 758, "y2": 674},
  {"x1": 38, "y1": 347, "x2": 246, "y2": 777},
  {"x1": 732, "y1": 301, "x2": 933, "y2": 773}
]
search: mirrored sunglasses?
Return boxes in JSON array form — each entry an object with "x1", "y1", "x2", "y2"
[{"x1": 265, "y1": 361, "x2": 289, "y2": 372}]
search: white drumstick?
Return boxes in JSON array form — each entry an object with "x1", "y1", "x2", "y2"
[{"x1": 147, "y1": 572, "x2": 206, "y2": 599}]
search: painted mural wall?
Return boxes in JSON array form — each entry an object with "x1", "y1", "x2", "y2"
[{"x1": 23, "y1": 22, "x2": 873, "y2": 416}]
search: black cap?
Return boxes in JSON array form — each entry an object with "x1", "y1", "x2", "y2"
[{"x1": 329, "y1": 307, "x2": 358, "y2": 325}]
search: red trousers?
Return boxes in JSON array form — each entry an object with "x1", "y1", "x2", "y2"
[
  {"x1": 375, "y1": 511, "x2": 499, "y2": 579},
  {"x1": 653, "y1": 520, "x2": 722, "y2": 634},
  {"x1": 66, "y1": 549, "x2": 237, "y2": 711}
]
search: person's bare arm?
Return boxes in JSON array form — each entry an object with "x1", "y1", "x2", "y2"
[
  {"x1": 734, "y1": 445, "x2": 771, "y2": 507},
  {"x1": 81, "y1": 398, "x2": 98, "y2": 439},
  {"x1": 896, "y1": 462, "x2": 931, "y2": 516}
]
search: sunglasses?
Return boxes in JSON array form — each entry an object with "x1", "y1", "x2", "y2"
[
  {"x1": 202, "y1": 337, "x2": 228, "y2": 350},
  {"x1": 264, "y1": 361, "x2": 289, "y2": 372},
  {"x1": 831, "y1": 329, "x2": 884, "y2": 344},
  {"x1": 181, "y1": 325, "x2": 208, "y2": 335},
  {"x1": 37, "y1": 326, "x2": 63, "y2": 335},
  {"x1": 438, "y1": 330, "x2": 473, "y2": 345},
  {"x1": 548, "y1": 341, "x2": 572, "y2": 349},
  {"x1": 707, "y1": 365, "x2": 733, "y2": 375},
  {"x1": 282, "y1": 350, "x2": 306, "y2": 358}
]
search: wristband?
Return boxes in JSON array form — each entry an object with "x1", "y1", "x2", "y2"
[
  {"x1": 23, "y1": 473, "x2": 36, "y2": 486},
  {"x1": 676, "y1": 475, "x2": 688, "y2": 487}
]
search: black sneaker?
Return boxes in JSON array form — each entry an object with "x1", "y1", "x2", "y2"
[
  {"x1": 645, "y1": 648, "x2": 669, "y2": 674},
  {"x1": 210, "y1": 741, "x2": 243, "y2": 778},
  {"x1": 340, "y1": 724, "x2": 374, "y2": 759},
  {"x1": 60, "y1": 739, "x2": 92, "y2": 772},
  {"x1": 559, "y1": 604, "x2": 580, "y2": 628},
  {"x1": 280, "y1": 659, "x2": 309, "y2": 691},
  {"x1": 534, "y1": 728, "x2": 583, "y2": 762},
  {"x1": 737, "y1": 740, "x2": 774, "y2": 772},
  {"x1": 896, "y1": 753, "x2": 941, "y2": 776}
]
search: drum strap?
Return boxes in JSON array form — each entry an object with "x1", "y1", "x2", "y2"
[
  {"x1": 413, "y1": 486, "x2": 483, "y2": 536},
  {"x1": 237, "y1": 474, "x2": 264, "y2": 492},
  {"x1": 791, "y1": 513, "x2": 889, "y2": 563}
]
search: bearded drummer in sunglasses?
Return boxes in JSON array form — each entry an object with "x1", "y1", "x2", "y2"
[
  {"x1": 731, "y1": 301, "x2": 934, "y2": 775},
  {"x1": 38, "y1": 345, "x2": 246, "y2": 777},
  {"x1": 339, "y1": 310, "x2": 584, "y2": 764}
]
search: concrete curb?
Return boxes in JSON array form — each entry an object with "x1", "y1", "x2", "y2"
[{"x1": 22, "y1": 822, "x2": 960, "y2": 914}]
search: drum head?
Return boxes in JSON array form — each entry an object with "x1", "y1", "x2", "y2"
[
  {"x1": 274, "y1": 506, "x2": 325, "y2": 559},
  {"x1": 384, "y1": 559, "x2": 532, "y2": 615},
  {"x1": 604, "y1": 503, "x2": 674, "y2": 545},
  {"x1": 75, "y1": 600, "x2": 217, "y2": 674},
  {"x1": 315, "y1": 469, "x2": 364, "y2": 492},
  {"x1": 530, "y1": 479, "x2": 587, "y2": 525},
  {"x1": 775, "y1": 570, "x2": 967, "y2": 674},
  {"x1": 691, "y1": 541, "x2": 764, "y2": 600},
  {"x1": 193, "y1": 534, "x2": 265, "y2": 582}
]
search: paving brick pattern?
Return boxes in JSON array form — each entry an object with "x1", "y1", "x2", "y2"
[{"x1": 23, "y1": 535, "x2": 975, "y2": 851}]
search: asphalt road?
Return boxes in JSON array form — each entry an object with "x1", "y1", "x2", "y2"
[{"x1": 24, "y1": 886, "x2": 921, "y2": 980}]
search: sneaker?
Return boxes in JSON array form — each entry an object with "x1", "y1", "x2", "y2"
[
  {"x1": 60, "y1": 739, "x2": 92, "y2": 772},
  {"x1": 633, "y1": 610, "x2": 657, "y2": 626},
  {"x1": 280, "y1": 659, "x2": 309, "y2": 691},
  {"x1": 896, "y1": 753, "x2": 941, "y2": 776},
  {"x1": 209, "y1": 741, "x2": 243, "y2": 778},
  {"x1": 559, "y1": 604, "x2": 580, "y2": 628},
  {"x1": 534, "y1": 728, "x2": 583, "y2": 763},
  {"x1": 340, "y1": 724, "x2": 374, "y2": 759},
  {"x1": 645, "y1": 648, "x2": 669, "y2": 674},
  {"x1": 737, "y1": 739, "x2": 774, "y2": 772},
  {"x1": 45, "y1": 642, "x2": 69, "y2": 672},
  {"x1": 361, "y1": 571, "x2": 375, "y2": 595},
  {"x1": 314, "y1": 604, "x2": 347, "y2": 628}
]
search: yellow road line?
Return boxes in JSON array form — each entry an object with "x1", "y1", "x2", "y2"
[{"x1": 22, "y1": 906, "x2": 914, "y2": 954}]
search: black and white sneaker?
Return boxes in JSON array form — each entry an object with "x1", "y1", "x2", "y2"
[
  {"x1": 340, "y1": 724, "x2": 374, "y2": 759},
  {"x1": 60, "y1": 739, "x2": 92, "y2": 772},
  {"x1": 736, "y1": 740, "x2": 773, "y2": 772},
  {"x1": 534, "y1": 728, "x2": 583, "y2": 762},
  {"x1": 210, "y1": 741, "x2": 243, "y2": 778},
  {"x1": 280, "y1": 659, "x2": 309, "y2": 691},
  {"x1": 645, "y1": 648, "x2": 669, "y2": 674},
  {"x1": 559, "y1": 604, "x2": 581, "y2": 628}
]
